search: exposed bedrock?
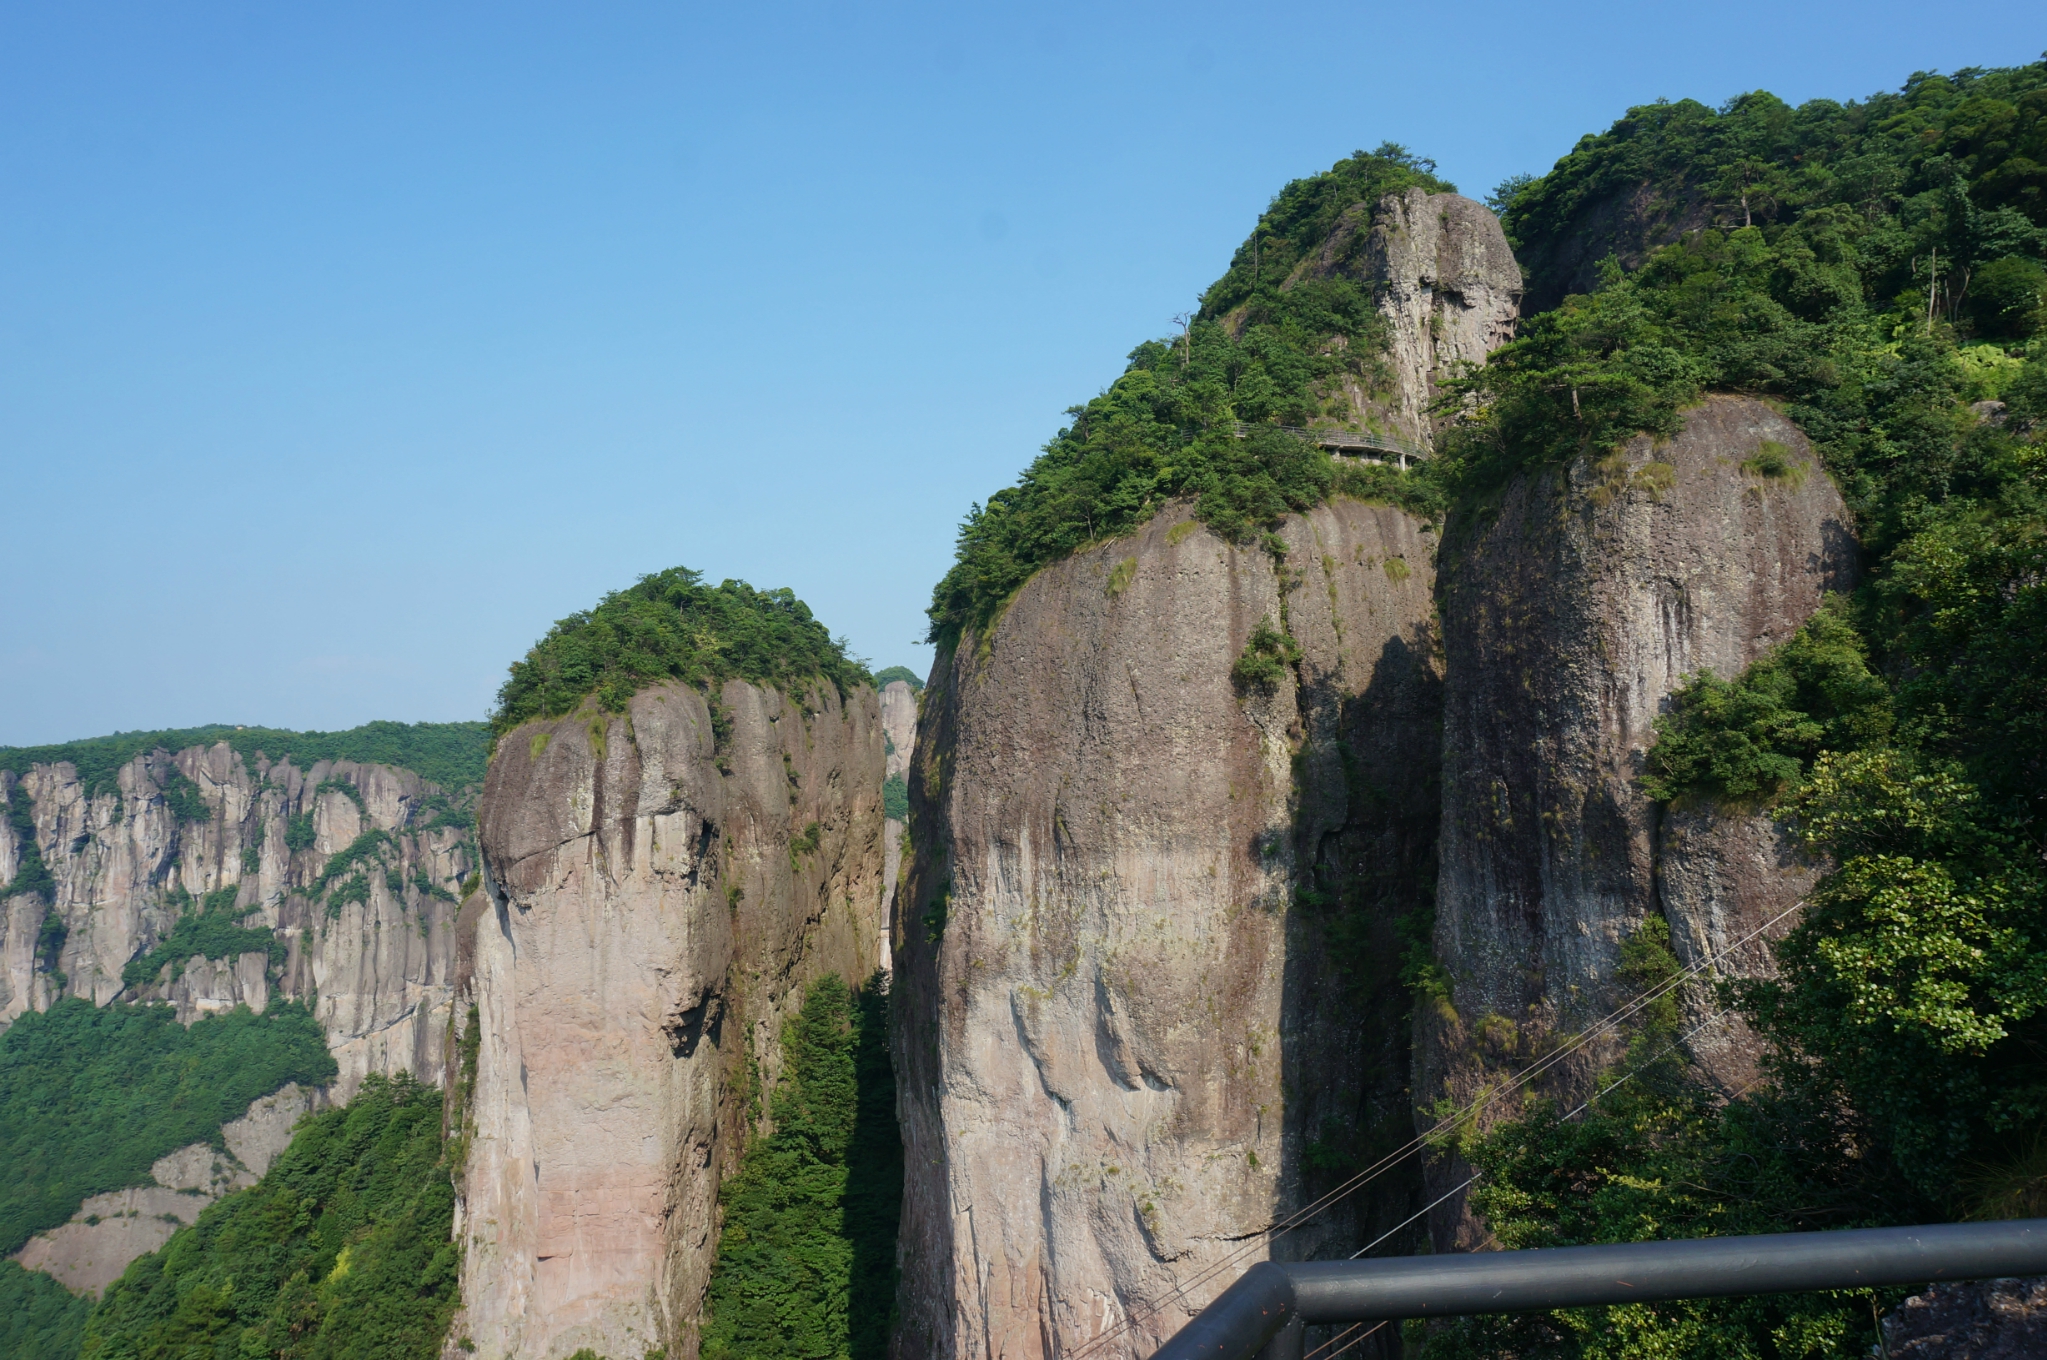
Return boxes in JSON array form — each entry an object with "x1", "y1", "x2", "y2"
[
  {"x1": 893, "y1": 498, "x2": 1442, "y2": 1359},
  {"x1": 1282, "y1": 187, "x2": 1521, "y2": 449},
  {"x1": 454, "y1": 678, "x2": 886, "y2": 1360},
  {"x1": 1420, "y1": 394, "x2": 1858, "y2": 1249},
  {"x1": 0, "y1": 748, "x2": 472, "y2": 1095},
  {"x1": 882, "y1": 676, "x2": 920, "y2": 957}
]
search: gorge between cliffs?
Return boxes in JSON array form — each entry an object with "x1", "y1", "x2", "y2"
[{"x1": 7, "y1": 60, "x2": 2047, "y2": 1360}]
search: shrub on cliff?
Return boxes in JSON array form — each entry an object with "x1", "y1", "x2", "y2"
[
  {"x1": 701, "y1": 973, "x2": 900, "y2": 1360},
  {"x1": 925, "y1": 147, "x2": 1452, "y2": 648},
  {"x1": 83, "y1": 1073, "x2": 458, "y2": 1360},
  {"x1": 493, "y1": 567, "x2": 871, "y2": 735}
]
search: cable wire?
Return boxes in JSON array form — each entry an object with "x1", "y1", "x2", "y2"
[{"x1": 1066, "y1": 904, "x2": 1800, "y2": 1360}]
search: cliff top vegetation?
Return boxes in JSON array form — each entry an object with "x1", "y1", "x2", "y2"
[
  {"x1": 925, "y1": 145, "x2": 1452, "y2": 648},
  {"x1": 0, "y1": 720, "x2": 492, "y2": 799},
  {"x1": 871, "y1": 664, "x2": 923, "y2": 692},
  {"x1": 492, "y1": 566, "x2": 871, "y2": 736}
]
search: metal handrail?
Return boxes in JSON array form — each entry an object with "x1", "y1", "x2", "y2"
[{"x1": 1147, "y1": 1220, "x2": 2047, "y2": 1360}]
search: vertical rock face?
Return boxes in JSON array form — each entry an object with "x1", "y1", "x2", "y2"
[
  {"x1": 1282, "y1": 189, "x2": 1520, "y2": 449},
  {"x1": 455, "y1": 678, "x2": 886, "y2": 1360},
  {"x1": 893, "y1": 499, "x2": 1442, "y2": 1359},
  {"x1": 1364, "y1": 189, "x2": 1524, "y2": 448},
  {"x1": 881, "y1": 678, "x2": 919, "y2": 938},
  {"x1": 1422, "y1": 395, "x2": 1858, "y2": 1248},
  {"x1": 0, "y1": 747, "x2": 473, "y2": 1095}
]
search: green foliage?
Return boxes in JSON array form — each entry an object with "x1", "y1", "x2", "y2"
[
  {"x1": 881, "y1": 773, "x2": 909, "y2": 822},
  {"x1": 4, "y1": 782, "x2": 55, "y2": 902},
  {"x1": 1439, "y1": 64, "x2": 2047, "y2": 538},
  {"x1": 789, "y1": 821, "x2": 823, "y2": 870},
  {"x1": 701, "y1": 974, "x2": 901, "y2": 1360},
  {"x1": 926, "y1": 147, "x2": 1453, "y2": 648},
  {"x1": 870, "y1": 665, "x2": 923, "y2": 692},
  {"x1": 283, "y1": 812, "x2": 317, "y2": 853},
  {"x1": 1501, "y1": 69, "x2": 2047, "y2": 311},
  {"x1": 1231, "y1": 615, "x2": 1301, "y2": 692},
  {"x1": 0, "y1": 1259, "x2": 91, "y2": 1360},
  {"x1": 1744, "y1": 751, "x2": 2047, "y2": 1188},
  {"x1": 1642, "y1": 604, "x2": 1893, "y2": 802},
  {"x1": 120, "y1": 890, "x2": 283, "y2": 991},
  {"x1": 0, "y1": 721, "x2": 490, "y2": 802},
  {"x1": 921, "y1": 881, "x2": 950, "y2": 944},
  {"x1": 0, "y1": 998, "x2": 335, "y2": 1256},
  {"x1": 314, "y1": 830, "x2": 394, "y2": 896},
  {"x1": 1427, "y1": 58, "x2": 2047, "y2": 1359},
  {"x1": 493, "y1": 567, "x2": 871, "y2": 736},
  {"x1": 158, "y1": 771, "x2": 211, "y2": 824},
  {"x1": 83, "y1": 1073, "x2": 458, "y2": 1360}
]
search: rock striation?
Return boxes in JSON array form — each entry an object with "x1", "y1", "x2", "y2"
[
  {"x1": 1420, "y1": 395, "x2": 1858, "y2": 1248},
  {"x1": 0, "y1": 744, "x2": 473, "y2": 1095},
  {"x1": 892, "y1": 497, "x2": 1442, "y2": 1359},
  {"x1": 453, "y1": 678, "x2": 887, "y2": 1360}
]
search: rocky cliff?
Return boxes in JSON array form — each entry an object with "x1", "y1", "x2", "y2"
[
  {"x1": 0, "y1": 742, "x2": 474, "y2": 1092},
  {"x1": 893, "y1": 495, "x2": 1442, "y2": 1358},
  {"x1": 1278, "y1": 187, "x2": 1522, "y2": 449},
  {"x1": 891, "y1": 189, "x2": 1516, "y2": 1360},
  {"x1": 453, "y1": 677, "x2": 887, "y2": 1360},
  {"x1": 1421, "y1": 395, "x2": 1858, "y2": 1248},
  {"x1": 881, "y1": 677, "x2": 919, "y2": 950}
]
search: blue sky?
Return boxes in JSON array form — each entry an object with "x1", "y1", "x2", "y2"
[{"x1": 2, "y1": 2, "x2": 2040, "y2": 745}]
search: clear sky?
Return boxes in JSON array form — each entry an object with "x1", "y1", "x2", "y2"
[{"x1": 2, "y1": 2, "x2": 2040, "y2": 745}]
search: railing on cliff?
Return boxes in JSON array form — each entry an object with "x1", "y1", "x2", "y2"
[
  {"x1": 1230, "y1": 423, "x2": 1429, "y2": 466},
  {"x1": 1146, "y1": 1219, "x2": 2047, "y2": 1360}
]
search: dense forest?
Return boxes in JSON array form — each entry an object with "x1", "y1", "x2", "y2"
[
  {"x1": 492, "y1": 567, "x2": 873, "y2": 734},
  {"x1": 83, "y1": 1074, "x2": 459, "y2": 1360},
  {"x1": 0, "y1": 1000, "x2": 337, "y2": 1360},
  {"x1": 700, "y1": 974, "x2": 902, "y2": 1360}
]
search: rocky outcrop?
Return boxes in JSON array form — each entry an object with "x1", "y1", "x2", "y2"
[
  {"x1": 881, "y1": 677, "x2": 919, "y2": 941},
  {"x1": 893, "y1": 498, "x2": 1442, "y2": 1359},
  {"x1": 1884, "y1": 1277, "x2": 2047, "y2": 1358},
  {"x1": 1281, "y1": 189, "x2": 1521, "y2": 450},
  {"x1": 1362, "y1": 189, "x2": 1523, "y2": 448},
  {"x1": 454, "y1": 678, "x2": 887, "y2": 1360},
  {"x1": 0, "y1": 745, "x2": 473, "y2": 1096},
  {"x1": 11, "y1": 1081, "x2": 324, "y2": 1296},
  {"x1": 1421, "y1": 395, "x2": 1858, "y2": 1248}
]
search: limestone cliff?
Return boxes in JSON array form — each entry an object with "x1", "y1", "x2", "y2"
[
  {"x1": 453, "y1": 677, "x2": 886, "y2": 1360},
  {"x1": 892, "y1": 495, "x2": 1441, "y2": 1358},
  {"x1": 1421, "y1": 395, "x2": 1858, "y2": 1248},
  {"x1": 0, "y1": 743, "x2": 474, "y2": 1093}
]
